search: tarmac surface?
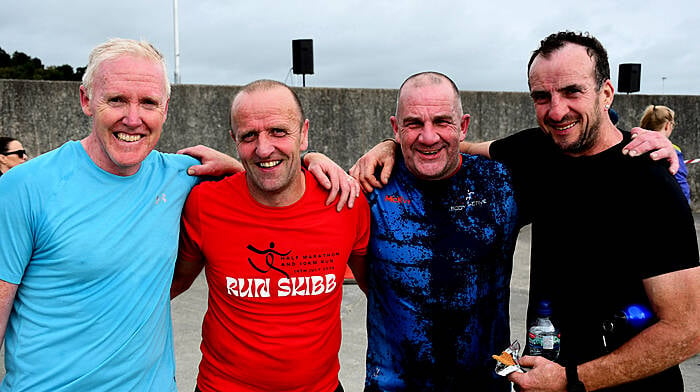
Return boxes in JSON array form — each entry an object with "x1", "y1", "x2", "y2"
[{"x1": 1, "y1": 216, "x2": 699, "y2": 391}]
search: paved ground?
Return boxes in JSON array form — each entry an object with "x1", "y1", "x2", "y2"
[{"x1": 1, "y1": 217, "x2": 699, "y2": 391}]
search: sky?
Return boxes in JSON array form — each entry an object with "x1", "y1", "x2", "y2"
[{"x1": 1, "y1": 0, "x2": 699, "y2": 95}]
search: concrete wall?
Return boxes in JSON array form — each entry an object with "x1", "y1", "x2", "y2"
[{"x1": 1, "y1": 79, "x2": 698, "y2": 210}]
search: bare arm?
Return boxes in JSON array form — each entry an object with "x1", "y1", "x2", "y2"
[
  {"x1": 347, "y1": 254, "x2": 368, "y2": 295},
  {"x1": 0, "y1": 279, "x2": 18, "y2": 350},
  {"x1": 177, "y1": 145, "x2": 245, "y2": 177},
  {"x1": 459, "y1": 140, "x2": 493, "y2": 158},
  {"x1": 623, "y1": 127, "x2": 679, "y2": 174},
  {"x1": 303, "y1": 152, "x2": 361, "y2": 211},
  {"x1": 577, "y1": 266, "x2": 700, "y2": 390},
  {"x1": 348, "y1": 140, "x2": 398, "y2": 193},
  {"x1": 510, "y1": 266, "x2": 700, "y2": 391},
  {"x1": 170, "y1": 257, "x2": 205, "y2": 300}
]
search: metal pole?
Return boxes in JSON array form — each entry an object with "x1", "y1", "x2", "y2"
[
  {"x1": 173, "y1": 0, "x2": 181, "y2": 84},
  {"x1": 662, "y1": 76, "x2": 667, "y2": 94}
]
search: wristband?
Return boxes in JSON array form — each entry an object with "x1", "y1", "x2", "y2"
[{"x1": 566, "y1": 364, "x2": 586, "y2": 392}]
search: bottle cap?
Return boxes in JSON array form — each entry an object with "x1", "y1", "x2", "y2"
[
  {"x1": 537, "y1": 300, "x2": 552, "y2": 317},
  {"x1": 623, "y1": 304, "x2": 653, "y2": 329}
]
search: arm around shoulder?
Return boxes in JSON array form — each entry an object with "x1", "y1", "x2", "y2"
[{"x1": 460, "y1": 140, "x2": 493, "y2": 158}]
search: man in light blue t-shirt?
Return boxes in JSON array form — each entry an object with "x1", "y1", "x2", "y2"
[{"x1": 0, "y1": 38, "x2": 234, "y2": 392}]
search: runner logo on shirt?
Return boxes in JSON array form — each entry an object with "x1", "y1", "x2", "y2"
[
  {"x1": 247, "y1": 242, "x2": 291, "y2": 279},
  {"x1": 225, "y1": 243, "x2": 339, "y2": 298}
]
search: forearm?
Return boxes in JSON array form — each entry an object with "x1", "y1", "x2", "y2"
[
  {"x1": 348, "y1": 255, "x2": 368, "y2": 294},
  {"x1": 579, "y1": 317, "x2": 700, "y2": 390},
  {"x1": 0, "y1": 280, "x2": 18, "y2": 350},
  {"x1": 459, "y1": 140, "x2": 492, "y2": 158},
  {"x1": 170, "y1": 258, "x2": 205, "y2": 299}
]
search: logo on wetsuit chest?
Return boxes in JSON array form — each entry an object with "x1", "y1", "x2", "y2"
[
  {"x1": 385, "y1": 194, "x2": 411, "y2": 204},
  {"x1": 449, "y1": 191, "x2": 487, "y2": 211}
]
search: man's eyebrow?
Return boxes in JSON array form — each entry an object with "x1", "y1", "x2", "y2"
[{"x1": 401, "y1": 115, "x2": 422, "y2": 124}]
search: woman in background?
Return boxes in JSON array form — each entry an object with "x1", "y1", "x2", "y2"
[
  {"x1": 639, "y1": 105, "x2": 691, "y2": 203},
  {"x1": 0, "y1": 137, "x2": 29, "y2": 177}
]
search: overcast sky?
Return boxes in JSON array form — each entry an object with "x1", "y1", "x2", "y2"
[{"x1": 1, "y1": 0, "x2": 698, "y2": 95}]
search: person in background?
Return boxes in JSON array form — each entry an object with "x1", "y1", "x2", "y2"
[
  {"x1": 0, "y1": 137, "x2": 28, "y2": 176},
  {"x1": 640, "y1": 104, "x2": 690, "y2": 203}
]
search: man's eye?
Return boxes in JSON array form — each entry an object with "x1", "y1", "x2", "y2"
[
  {"x1": 142, "y1": 99, "x2": 159, "y2": 108},
  {"x1": 240, "y1": 133, "x2": 256, "y2": 142},
  {"x1": 271, "y1": 129, "x2": 288, "y2": 136},
  {"x1": 530, "y1": 94, "x2": 549, "y2": 104}
]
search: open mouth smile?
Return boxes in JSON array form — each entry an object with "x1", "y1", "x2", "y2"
[
  {"x1": 257, "y1": 160, "x2": 281, "y2": 168},
  {"x1": 553, "y1": 121, "x2": 578, "y2": 131},
  {"x1": 115, "y1": 132, "x2": 143, "y2": 142}
]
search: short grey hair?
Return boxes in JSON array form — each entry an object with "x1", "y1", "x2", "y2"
[{"x1": 81, "y1": 38, "x2": 170, "y2": 99}]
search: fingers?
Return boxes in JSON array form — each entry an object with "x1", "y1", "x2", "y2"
[
  {"x1": 309, "y1": 165, "x2": 332, "y2": 190},
  {"x1": 335, "y1": 176, "x2": 358, "y2": 212},
  {"x1": 517, "y1": 355, "x2": 536, "y2": 367},
  {"x1": 324, "y1": 169, "x2": 341, "y2": 206},
  {"x1": 380, "y1": 158, "x2": 394, "y2": 185},
  {"x1": 186, "y1": 164, "x2": 204, "y2": 176}
]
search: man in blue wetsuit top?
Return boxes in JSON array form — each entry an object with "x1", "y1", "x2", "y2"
[{"x1": 363, "y1": 72, "x2": 520, "y2": 391}]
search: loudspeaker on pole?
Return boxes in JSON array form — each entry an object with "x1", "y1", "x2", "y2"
[
  {"x1": 292, "y1": 39, "x2": 314, "y2": 75},
  {"x1": 618, "y1": 63, "x2": 641, "y2": 94}
]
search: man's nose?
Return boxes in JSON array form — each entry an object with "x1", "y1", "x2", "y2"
[
  {"x1": 122, "y1": 104, "x2": 144, "y2": 127},
  {"x1": 418, "y1": 122, "x2": 440, "y2": 145},
  {"x1": 255, "y1": 133, "x2": 275, "y2": 157},
  {"x1": 547, "y1": 95, "x2": 569, "y2": 122}
]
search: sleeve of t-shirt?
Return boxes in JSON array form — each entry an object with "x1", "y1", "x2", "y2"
[
  {"x1": 0, "y1": 170, "x2": 36, "y2": 284},
  {"x1": 178, "y1": 184, "x2": 205, "y2": 264},
  {"x1": 351, "y1": 192, "x2": 371, "y2": 257},
  {"x1": 632, "y1": 162, "x2": 699, "y2": 279},
  {"x1": 489, "y1": 128, "x2": 543, "y2": 226}
]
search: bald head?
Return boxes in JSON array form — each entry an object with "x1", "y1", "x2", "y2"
[
  {"x1": 230, "y1": 80, "x2": 305, "y2": 132},
  {"x1": 396, "y1": 72, "x2": 463, "y2": 118}
]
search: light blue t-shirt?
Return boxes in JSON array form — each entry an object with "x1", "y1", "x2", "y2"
[{"x1": 0, "y1": 141, "x2": 199, "y2": 391}]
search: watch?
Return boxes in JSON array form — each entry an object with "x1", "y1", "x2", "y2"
[{"x1": 566, "y1": 364, "x2": 586, "y2": 392}]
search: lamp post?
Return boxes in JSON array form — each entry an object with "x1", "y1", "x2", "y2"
[{"x1": 661, "y1": 76, "x2": 667, "y2": 94}]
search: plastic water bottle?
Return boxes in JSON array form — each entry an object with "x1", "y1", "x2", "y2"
[
  {"x1": 601, "y1": 304, "x2": 654, "y2": 352},
  {"x1": 527, "y1": 300, "x2": 560, "y2": 360}
]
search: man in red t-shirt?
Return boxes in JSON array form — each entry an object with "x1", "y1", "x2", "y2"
[{"x1": 171, "y1": 80, "x2": 370, "y2": 392}]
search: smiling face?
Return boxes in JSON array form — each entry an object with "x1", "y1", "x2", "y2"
[
  {"x1": 231, "y1": 85, "x2": 309, "y2": 206},
  {"x1": 79, "y1": 55, "x2": 169, "y2": 176},
  {"x1": 392, "y1": 77, "x2": 468, "y2": 180},
  {"x1": 528, "y1": 43, "x2": 614, "y2": 157}
]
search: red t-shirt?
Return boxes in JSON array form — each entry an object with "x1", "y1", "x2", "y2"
[{"x1": 179, "y1": 169, "x2": 370, "y2": 392}]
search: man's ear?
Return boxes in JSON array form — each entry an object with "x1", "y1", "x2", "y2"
[
  {"x1": 79, "y1": 85, "x2": 93, "y2": 117},
  {"x1": 602, "y1": 79, "x2": 615, "y2": 111},
  {"x1": 162, "y1": 98, "x2": 170, "y2": 122},
  {"x1": 390, "y1": 116, "x2": 399, "y2": 140},
  {"x1": 299, "y1": 119, "x2": 310, "y2": 151},
  {"x1": 460, "y1": 114, "x2": 470, "y2": 142}
]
